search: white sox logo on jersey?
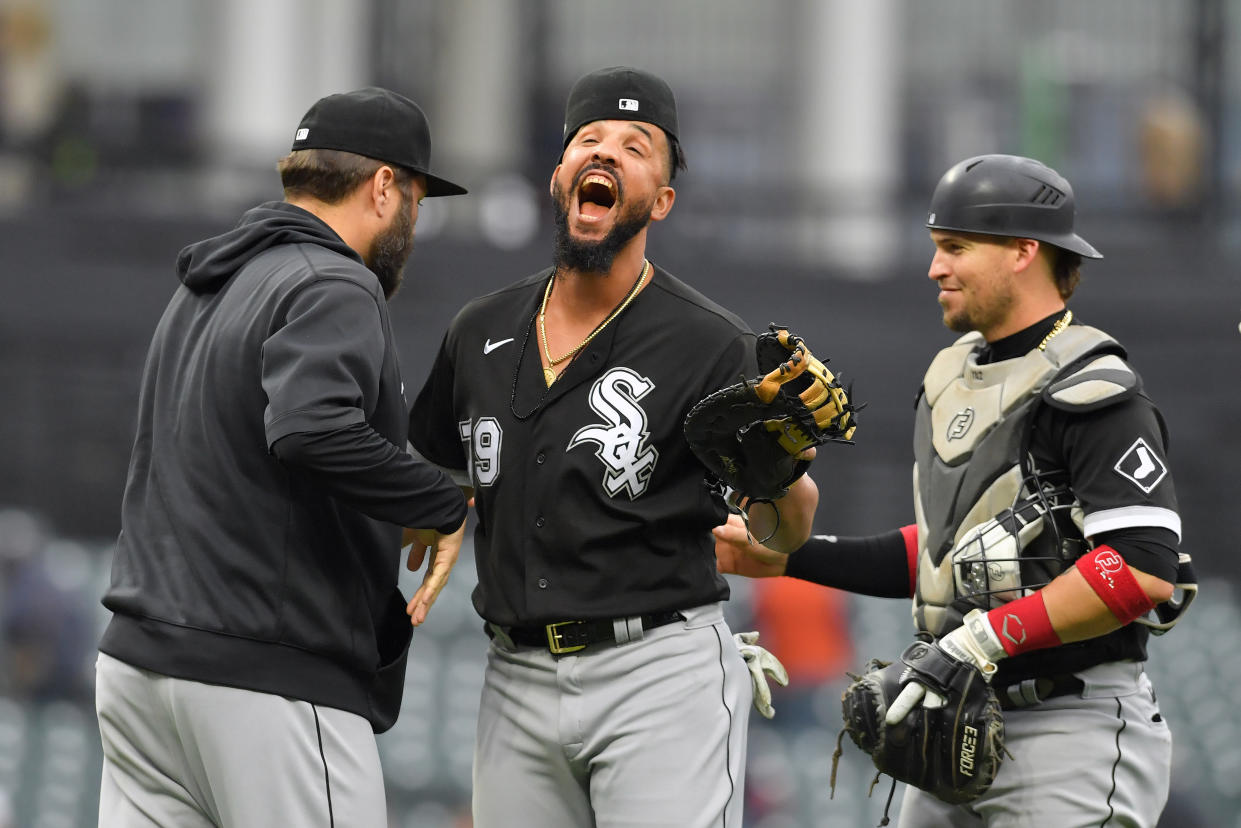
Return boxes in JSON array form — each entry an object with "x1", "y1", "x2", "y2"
[
  {"x1": 568, "y1": 367, "x2": 659, "y2": 499},
  {"x1": 1113, "y1": 436, "x2": 1168, "y2": 494}
]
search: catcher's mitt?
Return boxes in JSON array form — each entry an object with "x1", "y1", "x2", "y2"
[
  {"x1": 835, "y1": 641, "x2": 1006, "y2": 811},
  {"x1": 683, "y1": 324, "x2": 857, "y2": 503}
]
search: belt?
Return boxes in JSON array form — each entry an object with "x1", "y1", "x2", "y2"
[
  {"x1": 499, "y1": 611, "x2": 686, "y2": 655},
  {"x1": 997, "y1": 674, "x2": 1085, "y2": 710}
]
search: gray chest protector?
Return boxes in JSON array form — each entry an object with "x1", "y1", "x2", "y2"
[{"x1": 911, "y1": 325, "x2": 1135, "y2": 637}]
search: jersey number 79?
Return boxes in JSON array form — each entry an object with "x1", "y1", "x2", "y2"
[{"x1": 458, "y1": 418, "x2": 502, "y2": 487}]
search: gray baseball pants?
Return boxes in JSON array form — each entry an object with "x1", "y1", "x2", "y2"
[
  {"x1": 896, "y1": 661, "x2": 1172, "y2": 828},
  {"x1": 472, "y1": 602, "x2": 752, "y2": 828},
  {"x1": 95, "y1": 652, "x2": 387, "y2": 827}
]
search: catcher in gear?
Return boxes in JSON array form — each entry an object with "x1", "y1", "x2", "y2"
[
  {"x1": 715, "y1": 155, "x2": 1185, "y2": 827},
  {"x1": 685, "y1": 325, "x2": 857, "y2": 540}
]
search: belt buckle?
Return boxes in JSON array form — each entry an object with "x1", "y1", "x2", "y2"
[{"x1": 545, "y1": 621, "x2": 587, "y2": 654}]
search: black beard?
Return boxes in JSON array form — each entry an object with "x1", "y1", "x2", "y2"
[
  {"x1": 552, "y1": 176, "x2": 651, "y2": 275},
  {"x1": 368, "y1": 196, "x2": 414, "y2": 299}
]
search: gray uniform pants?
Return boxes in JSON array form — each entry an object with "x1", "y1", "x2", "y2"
[
  {"x1": 896, "y1": 661, "x2": 1172, "y2": 828},
  {"x1": 95, "y1": 652, "x2": 387, "y2": 827},
  {"x1": 473, "y1": 602, "x2": 752, "y2": 828}
]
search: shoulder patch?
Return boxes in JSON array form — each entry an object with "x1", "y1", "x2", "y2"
[
  {"x1": 1042, "y1": 353, "x2": 1137, "y2": 411},
  {"x1": 1113, "y1": 436, "x2": 1169, "y2": 494}
]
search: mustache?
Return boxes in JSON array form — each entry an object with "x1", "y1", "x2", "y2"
[{"x1": 571, "y1": 162, "x2": 625, "y2": 203}]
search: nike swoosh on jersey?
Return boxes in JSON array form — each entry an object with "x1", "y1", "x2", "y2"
[{"x1": 483, "y1": 338, "x2": 515, "y2": 354}]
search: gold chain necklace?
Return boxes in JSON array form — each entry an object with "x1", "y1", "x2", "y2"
[
  {"x1": 1037, "y1": 309, "x2": 1073, "y2": 351},
  {"x1": 538, "y1": 259, "x2": 650, "y2": 386}
]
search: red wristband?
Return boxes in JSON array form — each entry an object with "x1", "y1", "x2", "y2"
[
  {"x1": 984, "y1": 591, "x2": 1062, "y2": 657},
  {"x1": 899, "y1": 524, "x2": 918, "y2": 598},
  {"x1": 1075, "y1": 545, "x2": 1155, "y2": 624}
]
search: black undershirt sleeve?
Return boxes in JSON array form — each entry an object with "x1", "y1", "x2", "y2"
[
  {"x1": 784, "y1": 528, "x2": 912, "y2": 598},
  {"x1": 1093, "y1": 526, "x2": 1180, "y2": 583},
  {"x1": 273, "y1": 422, "x2": 467, "y2": 535}
]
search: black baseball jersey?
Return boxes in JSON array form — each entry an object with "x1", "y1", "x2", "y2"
[
  {"x1": 409, "y1": 264, "x2": 757, "y2": 627},
  {"x1": 917, "y1": 314, "x2": 1181, "y2": 682},
  {"x1": 991, "y1": 318, "x2": 1180, "y2": 681},
  {"x1": 787, "y1": 314, "x2": 1181, "y2": 681},
  {"x1": 979, "y1": 315, "x2": 1181, "y2": 582}
]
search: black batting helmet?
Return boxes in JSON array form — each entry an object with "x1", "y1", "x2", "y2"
[{"x1": 926, "y1": 154, "x2": 1102, "y2": 259}]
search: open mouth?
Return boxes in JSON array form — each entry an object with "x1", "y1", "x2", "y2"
[{"x1": 576, "y1": 173, "x2": 617, "y2": 222}]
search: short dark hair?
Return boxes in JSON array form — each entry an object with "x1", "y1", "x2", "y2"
[
  {"x1": 667, "y1": 136, "x2": 687, "y2": 183},
  {"x1": 1051, "y1": 247, "x2": 1083, "y2": 299},
  {"x1": 277, "y1": 148, "x2": 416, "y2": 204}
]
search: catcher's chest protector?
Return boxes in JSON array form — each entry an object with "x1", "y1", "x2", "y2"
[{"x1": 911, "y1": 326, "x2": 1128, "y2": 637}]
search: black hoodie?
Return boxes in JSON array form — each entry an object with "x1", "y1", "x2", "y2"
[{"x1": 101, "y1": 202, "x2": 466, "y2": 732}]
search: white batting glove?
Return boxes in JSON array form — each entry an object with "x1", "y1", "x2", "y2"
[
  {"x1": 885, "y1": 609, "x2": 1007, "y2": 726},
  {"x1": 735, "y1": 631, "x2": 789, "y2": 719}
]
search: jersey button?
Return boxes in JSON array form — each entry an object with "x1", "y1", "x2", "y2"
[
  {"x1": 537, "y1": 578, "x2": 548, "y2": 589},
  {"x1": 536, "y1": 452, "x2": 546, "y2": 465},
  {"x1": 535, "y1": 516, "x2": 545, "y2": 528}
]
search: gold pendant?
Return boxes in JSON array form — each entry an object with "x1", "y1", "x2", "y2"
[{"x1": 543, "y1": 367, "x2": 557, "y2": 387}]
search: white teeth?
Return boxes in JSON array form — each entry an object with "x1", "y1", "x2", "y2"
[{"x1": 582, "y1": 174, "x2": 615, "y2": 192}]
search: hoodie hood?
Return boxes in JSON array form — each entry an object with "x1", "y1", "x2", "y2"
[{"x1": 176, "y1": 202, "x2": 362, "y2": 293}]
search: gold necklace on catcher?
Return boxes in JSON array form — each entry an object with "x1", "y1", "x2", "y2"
[
  {"x1": 538, "y1": 259, "x2": 650, "y2": 387},
  {"x1": 1037, "y1": 309, "x2": 1073, "y2": 351}
]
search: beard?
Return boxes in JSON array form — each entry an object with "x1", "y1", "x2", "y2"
[
  {"x1": 367, "y1": 195, "x2": 415, "y2": 299},
  {"x1": 552, "y1": 173, "x2": 652, "y2": 275},
  {"x1": 940, "y1": 282, "x2": 1015, "y2": 334}
]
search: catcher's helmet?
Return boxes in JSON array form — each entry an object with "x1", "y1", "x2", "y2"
[{"x1": 926, "y1": 154, "x2": 1102, "y2": 259}]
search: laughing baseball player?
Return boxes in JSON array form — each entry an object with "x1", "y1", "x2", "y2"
[{"x1": 407, "y1": 66, "x2": 822, "y2": 827}]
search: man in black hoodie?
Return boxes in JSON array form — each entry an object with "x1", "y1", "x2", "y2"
[{"x1": 95, "y1": 88, "x2": 469, "y2": 827}]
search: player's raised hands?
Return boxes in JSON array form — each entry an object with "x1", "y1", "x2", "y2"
[
  {"x1": 713, "y1": 513, "x2": 791, "y2": 578},
  {"x1": 403, "y1": 518, "x2": 467, "y2": 626}
]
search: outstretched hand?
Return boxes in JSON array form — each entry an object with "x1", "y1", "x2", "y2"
[
  {"x1": 713, "y1": 513, "x2": 791, "y2": 578},
  {"x1": 404, "y1": 518, "x2": 467, "y2": 626}
]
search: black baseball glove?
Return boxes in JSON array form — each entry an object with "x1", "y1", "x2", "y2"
[
  {"x1": 836, "y1": 640, "x2": 1006, "y2": 808},
  {"x1": 683, "y1": 325, "x2": 857, "y2": 503}
]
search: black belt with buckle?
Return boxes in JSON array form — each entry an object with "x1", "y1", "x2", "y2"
[
  {"x1": 501, "y1": 611, "x2": 686, "y2": 655},
  {"x1": 997, "y1": 674, "x2": 1085, "y2": 710}
]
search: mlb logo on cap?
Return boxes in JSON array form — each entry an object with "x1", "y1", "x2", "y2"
[
  {"x1": 290, "y1": 87, "x2": 467, "y2": 196},
  {"x1": 561, "y1": 66, "x2": 679, "y2": 149}
]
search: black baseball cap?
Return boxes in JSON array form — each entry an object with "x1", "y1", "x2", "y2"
[
  {"x1": 292, "y1": 87, "x2": 467, "y2": 197},
  {"x1": 562, "y1": 66, "x2": 679, "y2": 148}
]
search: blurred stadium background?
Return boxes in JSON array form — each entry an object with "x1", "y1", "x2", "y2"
[{"x1": 0, "y1": 1, "x2": 1238, "y2": 826}]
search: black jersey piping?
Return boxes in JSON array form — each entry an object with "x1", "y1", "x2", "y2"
[
  {"x1": 711, "y1": 624, "x2": 737, "y2": 827},
  {"x1": 312, "y1": 704, "x2": 336, "y2": 827},
  {"x1": 1100, "y1": 696, "x2": 1125, "y2": 827}
]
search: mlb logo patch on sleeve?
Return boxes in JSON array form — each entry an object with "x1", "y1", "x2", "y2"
[{"x1": 1113, "y1": 437, "x2": 1168, "y2": 494}]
